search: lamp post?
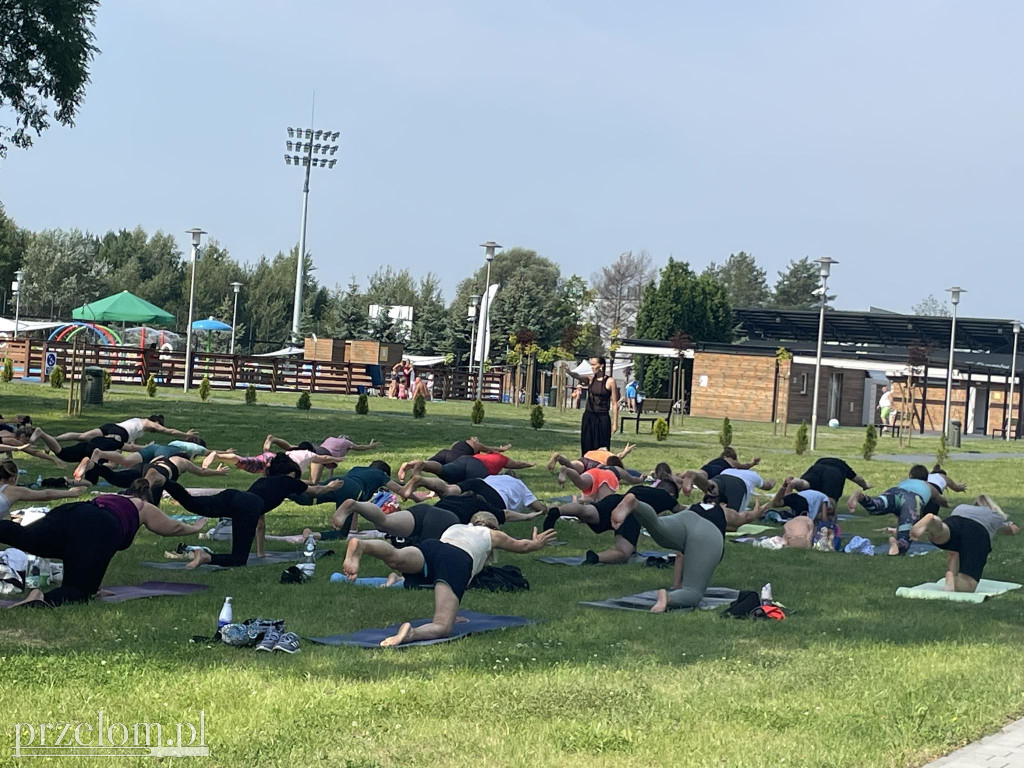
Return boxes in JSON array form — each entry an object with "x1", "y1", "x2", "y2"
[
  {"x1": 1007, "y1": 319, "x2": 1020, "y2": 441},
  {"x1": 476, "y1": 242, "x2": 501, "y2": 402},
  {"x1": 809, "y1": 256, "x2": 838, "y2": 451},
  {"x1": 183, "y1": 228, "x2": 206, "y2": 393},
  {"x1": 284, "y1": 124, "x2": 339, "y2": 343},
  {"x1": 943, "y1": 286, "x2": 965, "y2": 439},
  {"x1": 467, "y1": 294, "x2": 480, "y2": 375},
  {"x1": 229, "y1": 281, "x2": 242, "y2": 355},
  {"x1": 12, "y1": 269, "x2": 24, "y2": 339}
]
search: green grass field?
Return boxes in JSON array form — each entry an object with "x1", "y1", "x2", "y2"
[{"x1": 2, "y1": 381, "x2": 1023, "y2": 767}]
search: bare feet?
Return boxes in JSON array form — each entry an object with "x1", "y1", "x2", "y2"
[
  {"x1": 847, "y1": 492, "x2": 864, "y2": 513},
  {"x1": 397, "y1": 461, "x2": 416, "y2": 482},
  {"x1": 399, "y1": 475, "x2": 421, "y2": 500},
  {"x1": 384, "y1": 572, "x2": 402, "y2": 588},
  {"x1": 343, "y1": 538, "x2": 363, "y2": 581},
  {"x1": 910, "y1": 513, "x2": 941, "y2": 542},
  {"x1": 379, "y1": 621, "x2": 413, "y2": 647},
  {"x1": 761, "y1": 478, "x2": 776, "y2": 492},
  {"x1": 546, "y1": 452, "x2": 560, "y2": 472},
  {"x1": 201, "y1": 452, "x2": 217, "y2": 470},
  {"x1": 556, "y1": 468, "x2": 566, "y2": 486},
  {"x1": 184, "y1": 549, "x2": 212, "y2": 569},
  {"x1": 163, "y1": 550, "x2": 187, "y2": 560},
  {"x1": 650, "y1": 589, "x2": 670, "y2": 613},
  {"x1": 887, "y1": 537, "x2": 900, "y2": 556},
  {"x1": 73, "y1": 458, "x2": 93, "y2": 481},
  {"x1": 610, "y1": 495, "x2": 636, "y2": 530}
]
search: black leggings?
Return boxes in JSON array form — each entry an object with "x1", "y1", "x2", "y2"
[
  {"x1": 162, "y1": 482, "x2": 264, "y2": 567},
  {"x1": 0, "y1": 502, "x2": 121, "y2": 606},
  {"x1": 56, "y1": 437, "x2": 122, "y2": 463},
  {"x1": 89, "y1": 463, "x2": 169, "y2": 504}
]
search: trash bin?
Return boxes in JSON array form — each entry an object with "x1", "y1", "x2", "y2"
[
  {"x1": 948, "y1": 419, "x2": 961, "y2": 448},
  {"x1": 82, "y1": 366, "x2": 104, "y2": 406}
]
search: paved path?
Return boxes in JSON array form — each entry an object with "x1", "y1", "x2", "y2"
[{"x1": 922, "y1": 717, "x2": 1024, "y2": 767}]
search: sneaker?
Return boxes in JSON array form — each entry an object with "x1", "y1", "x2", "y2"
[
  {"x1": 273, "y1": 631, "x2": 301, "y2": 654},
  {"x1": 256, "y1": 624, "x2": 282, "y2": 652},
  {"x1": 584, "y1": 550, "x2": 600, "y2": 565}
]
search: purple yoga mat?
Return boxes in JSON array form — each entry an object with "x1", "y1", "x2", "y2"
[{"x1": 0, "y1": 581, "x2": 207, "y2": 607}]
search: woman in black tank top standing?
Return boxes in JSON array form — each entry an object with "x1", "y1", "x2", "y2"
[{"x1": 567, "y1": 356, "x2": 618, "y2": 456}]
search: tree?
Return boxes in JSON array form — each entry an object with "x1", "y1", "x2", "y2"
[
  {"x1": 20, "y1": 228, "x2": 105, "y2": 318},
  {"x1": 325, "y1": 278, "x2": 369, "y2": 340},
  {"x1": 365, "y1": 266, "x2": 418, "y2": 309},
  {"x1": 0, "y1": 204, "x2": 29, "y2": 310},
  {"x1": 704, "y1": 251, "x2": 770, "y2": 308},
  {"x1": 97, "y1": 227, "x2": 187, "y2": 323},
  {"x1": 369, "y1": 307, "x2": 402, "y2": 343},
  {"x1": 771, "y1": 257, "x2": 832, "y2": 310},
  {"x1": 0, "y1": 0, "x2": 100, "y2": 156},
  {"x1": 407, "y1": 274, "x2": 449, "y2": 354},
  {"x1": 912, "y1": 294, "x2": 951, "y2": 317},
  {"x1": 240, "y1": 248, "x2": 320, "y2": 352},
  {"x1": 591, "y1": 250, "x2": 654, "y2": 344},
  {"x1": 634, "y1": 258, "x2": 732, "y2": 395}
]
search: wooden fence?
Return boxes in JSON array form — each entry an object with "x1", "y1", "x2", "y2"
[{"x1": 0, "y1": 339, "x2": 505, "y2": 400}]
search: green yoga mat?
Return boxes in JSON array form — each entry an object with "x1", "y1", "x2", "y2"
[
  {"x1": 895, "y1": 579, "x2": 1022, "y2": 603},
  {"x1": 726, "y1": 524, "x2": 775, "y2": 538}
]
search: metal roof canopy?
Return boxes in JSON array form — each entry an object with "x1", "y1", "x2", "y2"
[{"x1": 734, "y1": 309, "x2": 1018, "y2": 354}]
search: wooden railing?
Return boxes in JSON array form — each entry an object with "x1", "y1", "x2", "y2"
[{"x1": 0, "y1": 339, "x2": 506, "y2": 400}]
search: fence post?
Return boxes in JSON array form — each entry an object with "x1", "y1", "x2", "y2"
[{"x1": 271, "y1": 361, "x2": 278, "y2": 392}]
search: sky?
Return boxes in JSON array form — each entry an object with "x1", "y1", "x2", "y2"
[{"x1": 1, "y1": 1, "x2": 1022, "y2": 318}]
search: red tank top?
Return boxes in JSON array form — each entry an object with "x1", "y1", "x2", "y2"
[{"x1": 474, "y1": 452, "x2": 509, "y2": 475}]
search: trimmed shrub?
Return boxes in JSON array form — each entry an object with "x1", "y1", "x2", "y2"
[
  {"x1": 862, "y1": 424, "x2": 877, "y2": 461},
  {"x1": 654, "y1": 417, "x2": 669, "y2": 442},
  {"x1": 146, "y1": 374, "x2": 157, "y2": 398},
  {"x1": 199, "y1": 375, "x2": 211, "y2": 402},
  {"x1": 719, "y1": 417, "x2": 733, "y2": 448},
  {"x1": 49, "y1": 365, "x2": 64, "y2": 389},
  {"x1": 1, "y1": 358, "x2": 11, "y2": 383},
  {"x1": 530, "y1": 404, "x2": 544, "y2": 430},
  {"x1": 102, "y1": 369, "x2": 111, "y2": 391},
  {"x1": 413, "y1": 393, "x2": 426, "y2": 418},
  {"x1": 297, "y1": 391, "x2": 311, "y2": 410},
  {"x1": 245, "y1": 384, "x2": 257, "y2": 405},
  {"x1": 795, "y1": 421, "x2": 809, "y2": 455},
  {"x1": 355, "y1": 393, "x2": 369, "y2": 415},
  {"x1": 471, "y1": 399, "x2": 485, "y2": 425},
  {"x1": 936, "y1": 432, "x2": 949, "y2": 465}
]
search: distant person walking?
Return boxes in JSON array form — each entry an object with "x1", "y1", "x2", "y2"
[
  {"x1": 878, "y1": 386, "x2": 893, "y2": 425},
  {"x1": 566, "y1": 357, "x2": 618, "y2": 456}
]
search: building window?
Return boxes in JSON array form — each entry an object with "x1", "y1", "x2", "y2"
[{"x1": 800, "y1": 373, "x2": 808, "y2": 395}]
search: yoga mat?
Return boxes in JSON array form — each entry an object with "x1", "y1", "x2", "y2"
[
  {"x1": 538, "y1": 550, "x2": 674, "y2": 566},
  {"x1": 170, "y1": 514, "x2": 202, "y2": 523},
  {"x1": 580, "y1": 587, "x2": 741, "y2": 613},
  {"x1": 308, "y1": 610, "x2": 536, "y2": 648},
  {"x1": 727, "y1": 524, "x2": 775, "y2": 538},
  {"x1": 873, "y1": 541, "x2": 937, "y2": 557},
  {"x1": 895, "y1": 579, "x2": 1022, "y2": 603},
  {"x1": 141, "y1": 549, "x2": 333, "y2": 571},
  {"x1": 0, "y1": 581, "x2": 207, "y2": 607},
  {"x1": 836, "y1": 514, "x2": 858, "y2": 522}
]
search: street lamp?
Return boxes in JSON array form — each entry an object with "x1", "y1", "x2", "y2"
[
  {"x1": 12, "y1": 269, "x2": 24, "y2": 339},
  {"x1": 183, "y1": 228, "x2": 206, "y2": 393},
  {"x1": 476, "y1": 242, "x2": 501, "y2": 402},
  {"x1": 284, "y1": 122, "x2": 339, "y2": 343},
  {"x1": 809, "y1": 256, "x2": 838, "y2": 451},
  {"x1": 943, "y1": 286, "x2": 965, "y2": 439},
  {"x1": 230, "y1": 281, "x2": 243, "y2": 355},
  {"x1": 1007, "y1": 319, "x2": 1020, "y2": 441},
  {"x1": 467, "y1": 294, "x2": 480, "y2": 375}
]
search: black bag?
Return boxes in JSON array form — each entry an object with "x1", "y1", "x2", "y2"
[
  {"x1": 467, "y1": 565, "x2": 529, "y2": 592},
  {"x1": 720, "y1": 590, "x2": 760, "y2": 618}
]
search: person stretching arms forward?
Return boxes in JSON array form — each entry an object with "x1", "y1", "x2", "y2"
[{"x1": 342, "y1": 512, "x2": 556, "y2": 646}]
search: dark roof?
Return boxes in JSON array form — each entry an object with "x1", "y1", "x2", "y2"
[{"x1": 734, "y1": 308, "x2": 1019, "y2": 354}]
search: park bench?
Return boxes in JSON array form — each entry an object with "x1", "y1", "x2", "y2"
[{"x1": 620, "y1": 397, "x2": 675, "y2": 434}]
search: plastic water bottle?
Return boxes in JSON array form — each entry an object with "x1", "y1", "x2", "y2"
[
  {"x1": 299, "y1": 534, "x2": 316, "y2": 579},
  {"x1": 760, "y1": 582, "x2": 773, "y2": 606},
  {"x1": 31, "y1": 474, "x2": 42, "y2": 490},
  {"x1": 329, "y1": 572, "x2": 344, "y2": 583},
  {"x1": 25, "y1": 557, "x2": 40, "y2": 589},
  {"x1": 217, "y1": 597, "x2": 233, "y2": 629}
]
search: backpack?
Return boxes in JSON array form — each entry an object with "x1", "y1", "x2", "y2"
[{"x1": 467, "y1": 565, "x2": 530, "y2": 592}]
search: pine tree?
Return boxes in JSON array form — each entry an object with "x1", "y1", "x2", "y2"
[
  {"x1": 356, "y1": 393, "x2": 369, "y2": 415},
  {"x1": 530, "y1": 404, "x2": 544, "y2": 429},
  {"x1": 719, "y1": 417, "x2": 733, "y2": 448},
  {"x1": 146, "y1": 374, "x2": 157, "y2": 398},
  {"x1": 199, "y1": 375, "x2": 211, "y2": 402},
  {"x1": 862, "y1": 425, "x2": 877, "y2": 460},
  {"x1": 795, "y1": 421, "x2": 809, "y2": 455},
  {"x1": 471, "y1": 399, "x2": 485, "y2": 424},
  {"x1": 413, "y1": 394, "x2": 426, "y2": 418},
  {"x1": 297, "y1": 391, "x2": 311, "y2": 410}
]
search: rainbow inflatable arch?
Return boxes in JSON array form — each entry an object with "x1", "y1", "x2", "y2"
[{"x1": 47, "y1": 323, "x2": 123, "y2": 345}]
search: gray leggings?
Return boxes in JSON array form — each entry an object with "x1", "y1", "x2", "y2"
[{"x1": 632, "y1": 503, "x2": 724, "y2": 609}]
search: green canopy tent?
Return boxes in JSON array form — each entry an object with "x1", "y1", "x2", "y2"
[{"x1": 72, "y1": 291, "x2": 175, "y2": 325}]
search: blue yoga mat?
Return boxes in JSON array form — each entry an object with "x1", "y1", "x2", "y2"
[
  {"x1": 141, "y1": 549, "x2": 333, "y2": 570},
  {"x1": 307, "y1": 610, "x2": 536, "y2": 648}
]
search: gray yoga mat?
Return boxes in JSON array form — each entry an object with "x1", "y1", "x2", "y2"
[
  {"x1": 0, "y1": 581, "x2": 207, "y2": 607},
  {"x1": 141, "y1": 549, "x2": 333, "y2": 571},
  {"x1": 538, "y1": 550, "x2": 674, "y2": 566},
  {"x1": 308, "y1": 610, "x2": 536, "y2": 648},
  {"x1": 580, "y1": 586, "x2": 741, "y2": 613}
]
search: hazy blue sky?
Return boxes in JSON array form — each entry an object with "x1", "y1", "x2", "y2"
[{"x1": 2, "y1": 1, "x2": 1021, "y2": 317}]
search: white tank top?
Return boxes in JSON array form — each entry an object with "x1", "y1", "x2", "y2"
[
  {"x1": 927, "y1": 473, "x2": 947, "y2": 492},
  {"x1": 440, "y1": 524, "x2": 494, "y2": 577},
  {"x1": 117, "y1": 418, "x2": 145, "y2": 443},
  {"x1": 0, "y1": 484, "x2": 9, "y2": 519}
]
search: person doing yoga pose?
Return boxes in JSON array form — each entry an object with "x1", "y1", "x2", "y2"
[
  {"x1": 341, "y1": 513, "x2": 556, "y2": 646},
  {"x1": 0, "y1": 480, "x2": 207, "y2": 607},
  {"x1": 87, "y1": 437, "x2": 210, "y2": 469},
  {"x1": 553, "y1": 462, "x2": 645, "y2": 501},
  {"x1": 910, "y1": 495, "x2": 1018, "y2": 592},
  {"x1": 0, "y1": 459, "x2": 88, "y2": 519},
  {"x1": 610, "y1": 498, "x2": 726, "y2": 613},
  {"x1": 708, "y1": 468, "x2": 775, "y2": 512},
  {"x1": 398, "y1": 437, "x2": 512, "y2": 481},
  {"x1": 333, "y1": 498, "x2": 462, "y2": 545},
  {"x1": 398, "y1": 474, "x2": 546, "y2": 519},
  {"x1": 163, "y1": 454, "x2": 344, "y2": 568},
  {"x1": 262, "y1": 434, "x2": 380, "y2": 482},
  {"x1": 787, "y1": 457, "x2": 870, "y2": 504},
  {"x1": 848, "y1": 465, "x2": 937, "y2": 555},
  {"x1": 546, "y1": 445, "x2": 637, "y2": 474},
  {"x1": 677, "y1": 447, "x2": 762, "y2": 495},
  {"x1": 399, "y1": 452, "x2": 534, "y2": 485},
  {"x1": 56, "y1": 415, "x2": 197, "y2": 446}
]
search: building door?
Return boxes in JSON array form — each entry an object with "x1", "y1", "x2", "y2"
[
  {"x1": 968, "y1": 386, "x2": 988, "y2": 435},
  {"x1": 828, "y1": 372, "x2": 844, "y2": 422}
]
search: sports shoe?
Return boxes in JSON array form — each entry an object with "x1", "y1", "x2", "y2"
[
  {"x1": 256, "y1": 624, "x2": 282, "y2": 652},
  {"x1": 543, "y1": 507, "x2": 560, "y2": 531},
  {"x1": 584, "y1": 550, "x2": 600, "y2": 565},
  {"x1": 272, "y1": 631, "x2": 301, "y2": 654}
]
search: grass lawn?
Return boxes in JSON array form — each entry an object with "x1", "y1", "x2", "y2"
[{"x1": 2, "y1": 381, "x2": 1023, "y2": 767}]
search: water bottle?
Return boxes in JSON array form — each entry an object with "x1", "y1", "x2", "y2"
[
  {"x1": 217, "y1": 597, "x2": 233, "y2": 629},
  {"x1": 760, "y1": 582, "x2": 773, "y2": 606},
  {"x1": 31, "y1": 474, "x2": 42, "y2": 490},
  {"x1": 25, "y1": 558, "x2": 40, "y2": 589},
  {"x1": 298, "y1": 534, "x2": 316, "y2": 579}
]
